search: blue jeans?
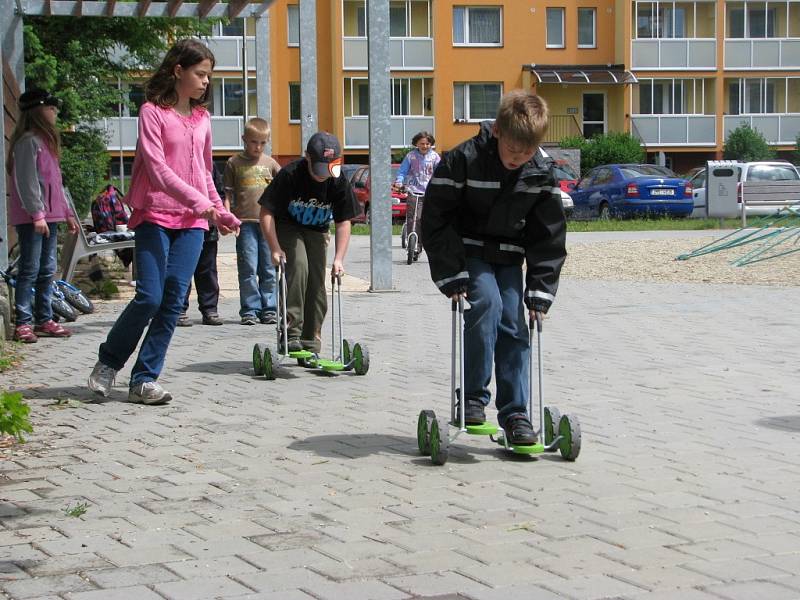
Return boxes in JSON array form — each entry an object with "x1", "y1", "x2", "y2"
[
  {"x1": 236, "y1": 222, "x2": 276, "y2": 317},
  {"x1": 98, "y1": 222, "x2": 203, "y2": 386},
  {"x1": 463, "y1": 257, "x2": 530, "y2": 426},
  {"x1": 14, "y1": 223, "x2": 59, "y2": 326}
]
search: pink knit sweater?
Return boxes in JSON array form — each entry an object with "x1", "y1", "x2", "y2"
[{"x1": 127, "y1": 102, "x2": 239, "y2": 231}]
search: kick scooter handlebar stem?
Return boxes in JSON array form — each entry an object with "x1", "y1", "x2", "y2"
[{"x1": 530, "y1": 312, "x2": 543, "y2": 333}]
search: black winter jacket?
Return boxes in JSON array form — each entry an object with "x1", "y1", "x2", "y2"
[{"x1": 421, "y1": 121, "x2": 567, "y2": 312}]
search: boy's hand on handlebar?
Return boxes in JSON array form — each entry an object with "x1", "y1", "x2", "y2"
[
  {"x1": 271, "y1": 249, "x2": 286, "y2": 266},
  {"x1": 331, "y1": 259, "x2": 344, "y2": 280}
]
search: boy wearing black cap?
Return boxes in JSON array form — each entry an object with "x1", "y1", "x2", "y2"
[{"x1": 259, "y1": 132, "x2": 359, "y2": 353}]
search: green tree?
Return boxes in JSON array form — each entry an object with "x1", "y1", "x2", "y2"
[
  {"x1": 24, "y1": 17, "x2": 217, "y2": 212},
  {"x1": 560, "y1": 132, "x2": 645, "y2": 174},
  {"x1": 723, "y1": 123, "x2": 774, "y2": 162}
]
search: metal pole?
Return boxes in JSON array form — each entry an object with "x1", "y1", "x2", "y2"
[
  {"x1": 367, "y1": 0, "x2": 393, "y2": 291},
  {"x1": 299, "y1": 0, "x2": 318, "y2": 151},
  {"x1": 118, "y1": 76, "x2": 125, "y2": 194},
  {"x1": 242, "y1": 16, "x2": 249, "y2": 123},
  {"x1": 254, "y1": 13, "x2": 272, "y2": 155}
]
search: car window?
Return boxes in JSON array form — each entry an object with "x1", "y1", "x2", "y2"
[
  {"x1": 553, "y1": 166, "x2": 577, "y2": 181},
  {"x1": 747, "y1": 164, "x2": 800, "y2": 182},
  {"x1": 576, "y1": 172, "x2": 595, "y2": 190},
  {"x1": 593, "y1": 168, "x2": 614, "y2": 185},
  {"x1": 690, "y1": 170, "x2": 706, "y2": 188},
  {"x1": 619, "y1": 165, "x2": 675, "y2": 178},
  {"x1": 354, "y1": 168, "x2": 369, "y2": 186}
]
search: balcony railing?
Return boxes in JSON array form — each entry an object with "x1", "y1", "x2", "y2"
[
  {"x1": 542, "y1": 115, "x2": 582, "y2": 145},
  {"x1": 94, "y1": 116, "x2": 246, "y2": 151},
  {"x1": 724, "y1": 114, "x2": 800, "y2": 144},
  {"x1": 632, "y1": 39, "x2": 717, "y2": 69},
  {"x1": 631, "y1": 115, "x2": 717, "y2": 145},
  {"x1": 725, "y1": 39, "x2": 800, "y2": 69},
  {"x1": 344, "y1": 116, "x2": 435, "y2": 149},
  {"x1": 204, "y1": 37, "x2": 256, "y2": 70},
  {"x1": 343, "y1": 37, "x2": 434, "y2": 70}
]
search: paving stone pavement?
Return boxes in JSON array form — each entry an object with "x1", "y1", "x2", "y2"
[{"x1": 1, "y1": 233, "x2": 800, "y2": 600}]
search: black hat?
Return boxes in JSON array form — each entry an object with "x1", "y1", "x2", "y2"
[
  {"x1": 306, "y1": 132, "x2": 342, "y2": 179},
  {"x1": 19, "y1": 88, "x2": 61, "y2": 112}
]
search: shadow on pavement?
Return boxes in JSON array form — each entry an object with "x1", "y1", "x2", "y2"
[
  {"x1": 177, "y1": 360, "x2": 301, "y2": 380},
  {"x1": 288, "y1": 433, "x2": 550, "y2": 465},
  {"x1": 14, "y1": 385, "x2": 113, "y2": 404},
  {"x1": 755, "y1": 415, "x2": 800, "y2": 432}
]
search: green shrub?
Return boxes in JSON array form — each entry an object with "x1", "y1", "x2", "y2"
[
  {"x1": 723, "y1": 124, "x2": 774, "y2": 162},
  {"x1": 0, "y1": 391, "x2": 33, "y2": 443},
  {"x1": 60, "y1": 128, "x2": 111, "y2": 217},
  {"x1": 561, "y1": 132, "x2": 645, "y2": 174}
]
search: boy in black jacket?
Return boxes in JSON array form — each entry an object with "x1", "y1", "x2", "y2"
[{"x1": 421, "y1": 90, "x2": 567, "y2": 445}]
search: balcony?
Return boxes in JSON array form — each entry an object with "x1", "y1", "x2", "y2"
[
  {"x1": 204, "y1": 37, "x2": 256, "y2": 70},
  {"x1": 94, "y1": 116, "x2": 246, "y2": 151},
  {"x1": 632, "y1": 39, "x2": 717, "y2": 69},
  {"x1": 631, "y1": 115, "x2": 717, "y2": 145},
  {"x1": 724, "y1": 114, "x2": 800, "y2": 144},
  {"x1": 344, "y1": 116, "x2": 435, "y2": 149},
  {"x1": 725, "y1": 39, "x2": 800, "y2": 69},
  {"x1": 343, "y1": 37, "x2": 434, "y2": 70}
]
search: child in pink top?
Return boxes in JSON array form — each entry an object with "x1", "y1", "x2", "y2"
[{"x1": 88, "y1": 39, "x2": 240, "y2": 405}]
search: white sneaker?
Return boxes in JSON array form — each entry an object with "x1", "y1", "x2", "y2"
[
  {"x1": 88, "y1": 362, "x2": 117, "y2": 397},
  {"x1": 129, "y1": 381, "x2": 172, "y2": 405}
]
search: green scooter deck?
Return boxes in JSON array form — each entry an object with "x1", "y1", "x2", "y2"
[
  {"x1": 317, "y1": 359, "x2": 345, "y2": 371},
  {"x1": 288, "y1": 350, "x2": 314, "y2": 359},
  {"x1": 465, "y1": 422, "x2": 499, "y2": 435}
]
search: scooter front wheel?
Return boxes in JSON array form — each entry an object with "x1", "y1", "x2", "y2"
[
  {"x1": 558, "y1": 414, "x2": 581, "y2": 461},
  {"x1": 417, "y1": 410, "x2": 435, "y2": 456},
  {"x1": 429, "y1": 417, "x2": 449, "y2": 465}
]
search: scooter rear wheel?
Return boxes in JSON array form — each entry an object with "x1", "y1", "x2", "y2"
[
  {"x1": 417, "y1": 410, "x2": 435, "y2": 455},
  {"x1": 429, "y1": 417, "x2": 449, "y2": 465},
  {"x1": 353, "y1": 342, "x2": 369, "y2": 375},
  {"x1": 263, "y1": 347, "x2": 275, "y2": 381},
  {"x1": 544, "y1": 406, "x2": 561, "y2": 449},
  {"x1": 558, "y1": 414, "x2": 581, "y2": 461},
  {"x1": 253, "y1": 343, "x2": 266, "y2": 376}
]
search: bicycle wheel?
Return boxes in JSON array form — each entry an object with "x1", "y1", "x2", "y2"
[
  {"x1": 56, "y1": 282, "x2": 94, "y2": 314},
  {"x1": 52, "y1": 295, "x2": 78, "y2": 322}
]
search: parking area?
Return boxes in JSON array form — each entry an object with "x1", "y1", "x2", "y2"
[{"x1": 2, "y1": 233, "x2": 800, "y2": 600}]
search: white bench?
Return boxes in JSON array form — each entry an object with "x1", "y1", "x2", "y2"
[
  {"x1": 741, "y1": 180, "x2": 800, "y2": 226},
  {"x1": 60, "y1": 191, "x2": 135, "y2": 283}
]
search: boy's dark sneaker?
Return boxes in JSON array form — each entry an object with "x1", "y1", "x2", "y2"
[
  {"x1": 278, "y1": 336, "x2": 303, "y2": 354},
  {"x1": 202, "y1": 313, "x2": 224, "y2": 326},
  {"x1": 260, "y1": 311, "x2": 277, "y2": 325},
  {"x1": 177, "y1": 313, "x2": 192, "y2": 327},
  {"x1": 504, "y1": 414, "x2": 537, "y2": 446},
  {"x1": 241, "y1": 315, "x2": 258, "y2": 326},
  {"x1": 455, "y1": 390, "x2": 486, "y2": 425}
]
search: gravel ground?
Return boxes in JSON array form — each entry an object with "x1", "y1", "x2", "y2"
[{"x1": 563, "y1": 236, "x2": 800, "y2": 287}]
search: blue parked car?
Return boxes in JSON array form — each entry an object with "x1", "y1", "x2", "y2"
[{"x1": 569, "y1": 164, "x2": 694, "y2": 219}]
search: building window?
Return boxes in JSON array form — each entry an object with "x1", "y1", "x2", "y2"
[
  {"x1": 211, "y1": 78, "x2": 256, "y2": 116},
  {"x1": 636, "y1": 2, "x2": 687, "y2": 38},
  {"x1": 452, "y1": 6, "x2": 502, "y2": 46},
  {"x1": 578, "y1": 8, "x2": 596, "y2": 47},
  {"x1": 391, "y1": 78, "x2": 433, "y2": 116},
  {"x1": 343, "y1": 0, "x2": 367, "y2": 37},
  {"x1": 637, "y1": 78, "x2": 711, "y2": 115},
  {"x1": 217, "y1": 19, "x2": 244, "y2": 37},
  {"x1": 289, "y1": 83, "x2": 301, "y2": 122},
  {"x1": 728, "y1": 5, "x2": 777, "y2": 38},
  {"x1": 546, "y1": 8, "x2": 565, "y2": 48},
  {"x1": 288, "y1": 4, "x2": 299, "y2": 45},
  {"x1": 454, "y1": 83, "x2": 502, "y2": 121},
  {"x1": 345, "y1": 78, "x2": 371, "y2": 116},
  {"x1": 390, "y1": 1, "x2": 408, "y2": 36},
  {"x1": 128, "y1": 84, "x2": 145, "y2": 117},
  {"x1": 728, "y1": 78, "x2": 777, "y2": 114}
]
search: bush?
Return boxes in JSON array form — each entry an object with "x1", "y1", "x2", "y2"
[
  {"x1": 0, "y1": 391, "x2": 33, "y2": 443},
  {"x1": 795, "y1": 132, "x2": 800, "y2": 166},
  {"x1": 561, "y1": 132, "x2": 645, "y2": 174},
  {"x1": 60, "y1": 127, "x2": 111, "y2": 217},
  {"x1": 723, "y1": 124, "x2": 774, "y2": 162}
]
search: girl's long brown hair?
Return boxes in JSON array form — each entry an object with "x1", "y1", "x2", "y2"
[
  {"x1": 145, "y1": 39, "x2": 216, "y2": 109},
  {"x1": 6, "y1": 107, "x2": 61, "y2": 175}
]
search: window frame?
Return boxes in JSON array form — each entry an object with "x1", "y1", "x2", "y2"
[
  {"x1": 452, "y1": 5, "x2": 504, "y2": 47},
  {"x1": 578, "y1": 7, "x2": 597, "y2": 48},
  {"x1": 546, "y1": 7, "x2": 566, "y2": 48},
  {"x1": 289, "y1": 82, "x2": 301, "y2": 123},
  {"x1": 287, "y1": 4, "x2": 299, "y2": 46},
  {"x1": 453, "y1": 82, "x2": 503, "y2": 122}
]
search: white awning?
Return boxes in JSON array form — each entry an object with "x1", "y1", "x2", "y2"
[{"x1": 525, "y1": 65, "x2": 638, "y2": 85}]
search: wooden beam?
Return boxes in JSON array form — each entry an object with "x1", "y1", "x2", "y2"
[
  {"x1": 105, "y1": 0, "x2": 116, "y2": 15},
  {"x1": 226, "y1": 0, "x2": 248, "y2": 19},
  {"x1": 167, "y1": 0, "x2": 183, "y2": 16},
  {"x1": 43, "y1": 0, "x2": 52, "y2": 15},
  {"x1": 197, "y1": 0, "x2": 218, "y2": 18},
  {"x1": 72, "y1": 0, "x2": 82, "y2": 15},
  {"x1": 137, "y1": 0, "x2": 152, "y2": 17}
]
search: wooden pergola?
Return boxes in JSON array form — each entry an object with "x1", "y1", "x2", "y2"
[{"x1": 0, "y1": 0, "x2": 393, "y2": 337}]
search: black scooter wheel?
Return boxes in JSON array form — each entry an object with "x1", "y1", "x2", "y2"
[
  {"x1": 417, "y1": 410, "x2": 435, "y2": 456},
  {"x1": 253, "y1": 343, "x2": 265, "y2": 376},
  {"x1": 429, "y1": 417, "x2": 449, "y2": 465},
  {"x1": 353, "y1": 343, "x2": 369, "y2": 375},
  {"x1": 558, "y1": 414, "x2": 581, "y2": 461}
]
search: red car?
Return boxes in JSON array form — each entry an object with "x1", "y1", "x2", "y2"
[{"x1": 349, "y1": 164, "x2": 406, "y2": 223}]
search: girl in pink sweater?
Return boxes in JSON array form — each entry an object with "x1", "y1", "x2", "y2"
[
  {"x1": 6, "y1": 88, "x2": 79, "y2": 343},
  {"x1": 88, "y1": 39, "x2": 240, "y2": 405}
]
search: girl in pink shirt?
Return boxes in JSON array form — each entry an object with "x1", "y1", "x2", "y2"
[{"x1": 88, "y1": 39, "x2": 240, "y2": 405}]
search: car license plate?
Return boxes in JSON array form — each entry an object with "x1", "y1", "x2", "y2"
[{"x1": 651, "y1": 189, "x2": 675, "y2": 196}]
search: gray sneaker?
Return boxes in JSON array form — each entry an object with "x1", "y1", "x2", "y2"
[
  {"x1": 129, "y1": 381, "x2": 173, "y2": 405},
  {"x1": 88, "y1": 361, "x2": 117, "y2": 397}
]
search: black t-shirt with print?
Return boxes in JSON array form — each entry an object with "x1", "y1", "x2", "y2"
[{"x1": 259, "y1": 158, "x2": 358, "y2": 232}]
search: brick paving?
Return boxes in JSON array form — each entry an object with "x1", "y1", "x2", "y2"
[{"x1": 1, "y1": 233, "x2": 799, "y2": 600}]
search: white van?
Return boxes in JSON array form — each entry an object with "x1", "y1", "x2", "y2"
[{"x1": 688, "y1": 161, "x2": 800, "y2": 218}]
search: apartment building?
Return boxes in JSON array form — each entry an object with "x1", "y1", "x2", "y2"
[{"x1": 100, "y1": 0, "x2": 800, "y2": 176}]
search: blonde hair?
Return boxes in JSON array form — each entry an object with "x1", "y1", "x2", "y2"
[
  {"x1": 244, "y1": 117, "x2": 271, "y2": 139},
  {"x1": 6, "y1": 106, "x2": 61, "y2": 175},
  {"x1": 494, "y1": 90, "x2": 549, "y2": 150}
]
